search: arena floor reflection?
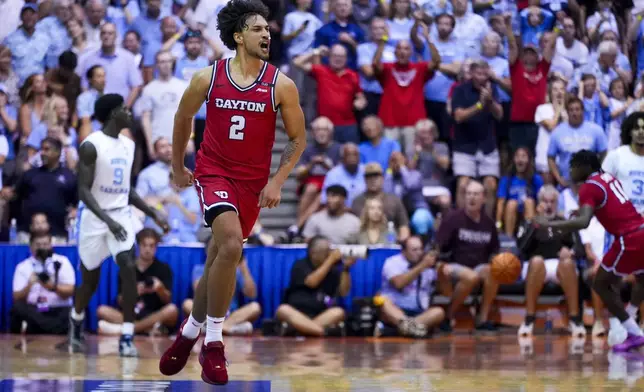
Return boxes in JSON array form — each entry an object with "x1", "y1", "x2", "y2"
[{"x1": 1, "y1": 334, "x2": 644, "y2": 391}]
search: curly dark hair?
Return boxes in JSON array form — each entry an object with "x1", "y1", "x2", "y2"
[
  {"x1": 570, "y1": 149, "x2": 602, "y2": 174},
  {"x1": 620, "y1": 111, "x2": 644, "y2": 146},
  {"x1": 217, "y1": 0, "x2": 270, "y2": 51}
]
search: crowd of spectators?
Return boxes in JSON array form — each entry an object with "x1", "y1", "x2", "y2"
[{"x1": 2, "y1": 0, "x2": 644, "y2": 338}]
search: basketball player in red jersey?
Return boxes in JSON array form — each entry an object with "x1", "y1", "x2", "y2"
[
  {"x1": 158, "y1": 0, "x2": 306, "y2": 385},
  {"x1": 534, "y1": 150, "x2": 644, "y2": 352}
]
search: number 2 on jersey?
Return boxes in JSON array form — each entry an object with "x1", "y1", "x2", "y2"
[
  {"x1": 113, "y1": 168, "x2": 123, "y2": 186},
  {"x1": 229, "y1": 115, "x2": 245, "y2": 140}
]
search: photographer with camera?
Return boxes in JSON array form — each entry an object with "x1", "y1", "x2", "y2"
[
  {"x1": 377, "y1": 236, "x2": 445, "y2": 338},
  {"x1": 275, "y1": 235, "x2": 356, "y2": 337},
  {"x1": 10, "y1": 231, "x2": 75, "y2": 334},
  {"x1": 96, "y1": 229, "x2": 178, "y2": 336}
]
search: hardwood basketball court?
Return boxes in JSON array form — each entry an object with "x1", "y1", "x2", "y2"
[{"x1": 1, "y1": 333, "x2": 643, "y2": 391}]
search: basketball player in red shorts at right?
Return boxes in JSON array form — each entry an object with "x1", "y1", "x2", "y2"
[
  {"x1": 534, "y1": 150, "x2": 644, "y2": 352},
  {"x1": 158, "y1": 0, "x2": 306, "y2": 385}
]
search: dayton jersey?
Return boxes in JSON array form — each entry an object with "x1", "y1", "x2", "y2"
[
  {"x1": 602, "y1": 145, "x2": 644, "y2": 213},
  {"x1": 80, "y1": 131, "x2": 135, "y2": 210},
  {"x1": 578, "y1": 172, "x2": 644, "y2": 237},
  {"x1": 195, "y1": 58, "x2": 279, "y2": 192}
]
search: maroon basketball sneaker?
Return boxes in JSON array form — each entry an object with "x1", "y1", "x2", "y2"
[
  {"x1": 199, "y1": 341, "x2": 229, "y2": 385},
  {"x1": 159, "y1": 318, "x2": 201, "y2": 376}
]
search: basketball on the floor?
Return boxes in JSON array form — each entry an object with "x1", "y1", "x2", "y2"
[{"x1": 490, "y1": 252, "x2": 522, "y2": 284}]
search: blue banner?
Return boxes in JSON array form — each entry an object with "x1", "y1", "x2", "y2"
[{"x1": 0, "y1": 245, "x2": 399, "y2": 332}]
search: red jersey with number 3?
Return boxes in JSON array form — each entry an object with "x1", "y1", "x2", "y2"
[
  {"x1": 195, "y1": 58, "x2": 280, "y2": 191},
  {"x1": 578, "y1": 172, "x2": 644, "y2": 236}
]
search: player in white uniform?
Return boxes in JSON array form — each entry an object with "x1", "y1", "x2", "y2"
[
  {"x1": 68, "y1": 94, "x2": 168, "y2": 357},
  {"x1": 601, "y1": 112, "x2": 644, "y2": 339},
  {"x1": 602, "y1": 113, "x2": 644, "y2": 215}
]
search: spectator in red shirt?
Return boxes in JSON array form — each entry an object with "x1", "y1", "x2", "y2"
[
  {"x1": 294, "y1": 44, "x2": 367, "y2": 144},
  {"x1": 373, "y1": 35, "x2": 440, "y2": 156},
  {"x1": 506, "y1": 14, "x2": 556, "y2": 156}
]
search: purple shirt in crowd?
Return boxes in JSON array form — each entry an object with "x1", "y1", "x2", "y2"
[{"x1": 435, "y1": 209, "x2": 499, "y2": 268}]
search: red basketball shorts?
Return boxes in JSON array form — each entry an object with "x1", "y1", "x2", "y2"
[
  {"x1": 194, "y1": 175, "x2": 263, "y2": 239},
  {"x1": 601, "y1": 228, "x2": 644, "y2": 276}
]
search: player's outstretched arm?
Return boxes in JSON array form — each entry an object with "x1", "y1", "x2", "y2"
[
  {"x1": 78, "y1": 142, "x2": 126, "y2": 240},
  {"x1": 273, "y1": 73, "x2": 307, "y2": 186},
  {"x1": 172, "y1": 66, "x2": 211, "y2": 172},
  {"x1": 536, "y1": 205, "x2": 593, "y2": 232},
  {"x1": 128, "y1": 189, "x2": 169, "y2": 233}
]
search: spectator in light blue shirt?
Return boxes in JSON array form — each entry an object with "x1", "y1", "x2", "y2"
[
  {"x1": 139, "y1": 0, "x2": 175, "y2": 19},
  {"x1": 378, "y1": 237, "x2": 445, "y2": 338},
  {"x1": 357, "y1": 18, "x2": 396, "y2": 117},
  {"x1": 479, "y1": 32, "x2": 512, "y2": 142},
  {"x1": 26, "y1": 95, "x2": 77, "y2": 156},
  {"x1": 359, "y1": 116, "x2": 401, "y2": 172},
  {"x1": 589, "y1": 29, "x2": 631, "y2": 77},
  {"x1": 174, "y1": 30, "x2": 210, "y2": 152},
  {"x1": 578, "y1": 73, "x2": 608, "y2": 129},
  {"x1": 129, "y1": 0, "x2": 183, "y2": 65},
  {"x1": 36, "y1": 0, "x2": 73, "y2": 70},
  {"x1": 313, "y1": 0, "x2": 365, "y2": 70},
  {"x1": 3, "y1": 4, "x2": 50, "y2": 85},
  {"x1": 488, "y1": 14, "x2": 512, "y2": 59},
  {"x1": 283, "y1": 0, "x2": 322, "y2": 61},
  {"x1": 107, "y1": 0, "x2": 141, "y2": 39},
  {"x1": 282, "y1": 0, "x2": 323, "y2": 122},
  {"x1": 321, "y1": 143, "x2": 366, "y2": 207},
  {"x1": 352, "y1": 0, "x2": 379, "y2": 33},
  {"x1": 76, "y1": 65, "x2": 105, "y2": 141},
  {"x1": 631, "y1": 14, "x2": 644, "y2": 79},
  {"x1": 156, "y1": 176, "x2": 202, "y2": 244},
  {"x1": 547, "y1": 98, "x2": 607, "y2": 187},
  {"x1": 76, "y1": 23, "x2": 143, "y2": 108},
  {"x1": 0, "y1": 85, "x2": 16, "y2": 162},
  {"x1": 429, "y1": 0, "x2": 488, "y2": 58},
  {"x1": 18, "y1": 74, "x2": 48, "y2": 146},
  {"x1": 122, "y1": 29, "x2": 143, "y2": 68},
  {"x1": 136, "y1": 137, "x2": 172, "y2": 199},
  {"x1": 519, "y1": 6, "x2": 554, "y2": 47},
  {"x1": 142, "y1": 16, "x2": 185, "y2": 83},
  {"x1": 414, "y1": 13, "x2": 461, "y2": 141},
  {"x1": 421, "y1": 0, "x2": 472, "y2": 17},
  {"x1": 480, "y1": 32, "x2": 511, "y2": 105},
  {"x1": 479, "y1": 0, "x2": 519, "y2": 33},
  {"x1": 386, "y1": 0, "x2": 414, "y2": 47},
  {"x1": 569, "y1": 41, "x2": 631, "y2": 94}
]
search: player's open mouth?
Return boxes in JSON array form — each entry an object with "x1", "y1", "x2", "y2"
[{"x1": 260, "y1": 42, "x2": 269, "y2": 50}]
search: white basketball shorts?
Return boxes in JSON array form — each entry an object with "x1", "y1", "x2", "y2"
[{"x1": 77, "y1": 205, "x2": 135, "y2": 271}]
